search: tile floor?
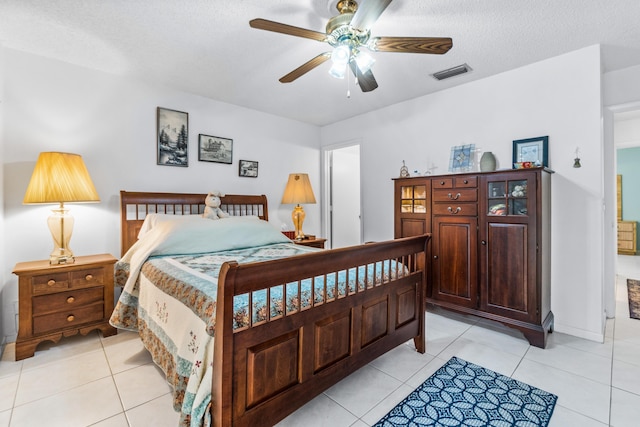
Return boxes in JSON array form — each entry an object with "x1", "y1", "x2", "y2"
[{"x1": 1, "y1": 275, "x2": 640, "y2": 427}]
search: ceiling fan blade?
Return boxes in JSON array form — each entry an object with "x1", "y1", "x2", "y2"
[
  {"x1": 250, "y1": 18, "x2": 327, "y2": 42},
  {"x1": 369, "y1": 36, "x2": 453, "y2": 54},
  {"x1": 279, "y1": 53, "x2": 332, "y2": 83},
  {"x1": 349, "y1": 62, "x2": 378, "y2": 92},
  {"x1": 350, "y1": 0, "x2": 392, "y2": 32}
]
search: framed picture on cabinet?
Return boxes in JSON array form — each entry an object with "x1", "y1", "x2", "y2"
[
  {"x1": 512, "y1": 136, "x2": 548, "y2": 168},
  {"x1": 239, "y1": 160, "x2": 258, "y2": 177},
  {"x1": 448, "y1": 144, "x2": 475, "y2": 172},
  {"x1": 157, "y1": 107, "x2": 188, "y2": 167},
  {"x1": 198, "y1": 134, "x2": 233, "y2": 164}
]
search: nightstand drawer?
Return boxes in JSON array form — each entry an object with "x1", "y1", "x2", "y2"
[
  {"x1": 32, "y1": 272, "x2": 70, "y2": 294},
  {"x1": 33, "y1": 301, "x2": 104, "y2": 335},
  {"x1": 71, "y1": 267, "x2": 104, "y2": 288},
  {"x1": 32, "y1": 287, "x2": 104, "y2": 316}
]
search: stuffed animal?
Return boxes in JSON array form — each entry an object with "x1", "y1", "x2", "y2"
[{"x1": 203, "y1": 191, "x2": 230, "y2": 220}]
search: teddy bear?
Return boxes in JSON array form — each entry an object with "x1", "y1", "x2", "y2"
[{"x1": 203, "y1": 191, "x2": 230, "y2": 220}]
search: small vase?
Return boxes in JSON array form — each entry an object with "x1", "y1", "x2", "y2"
[{"x1": 480, "y1": 151, "x2": 496, "y2": 172}]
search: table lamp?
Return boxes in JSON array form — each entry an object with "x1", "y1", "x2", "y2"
[
  {"x1": 281, "y1": 173, "x2": 316, "y2": 240},
  {"x1": 23, "y1": 152, "x2": 100, "y2": 264}
]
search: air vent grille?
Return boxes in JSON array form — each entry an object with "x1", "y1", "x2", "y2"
[{"x1": 431, "y1": 63, "x2": 472, "y2": 81}]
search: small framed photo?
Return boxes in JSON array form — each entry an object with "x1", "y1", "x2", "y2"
[
  {"x1": 448, "y1": 144, "x2": 475, "y2": 173},
  {"x1": 239, "y1": 160, "x2": 258, "y2": 178},
  {"x1": 198, "y1": 134, "x2": 233, "y2": 164},
  {"x1": 157, "y1": 107, "x2": 188, "y2": 167},
  {"x1": 512, "y1": 136, "x2": 548, "y2": 168}
]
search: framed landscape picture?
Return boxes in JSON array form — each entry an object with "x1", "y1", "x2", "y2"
[
  {"x1": 157, "y1": 107, "x2": 188, "y2": 167},
  {"x1": 239, "y1": 160, "x2": 258, "y2": 178},
  {"x1": 198, "y1": 134, "x2": 233, "y2": 164}
]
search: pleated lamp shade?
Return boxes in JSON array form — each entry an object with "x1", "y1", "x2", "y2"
[{"x1": 281, "y1": 173, "x2": 316, "y2": 241}]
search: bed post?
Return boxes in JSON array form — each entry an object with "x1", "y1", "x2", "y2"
[
  {"x1": 212, "y1": 261, "x2": 238, "y2": 427},
  {"x1": 413, "y1": 237, "x2": 429, "y2": 353}
]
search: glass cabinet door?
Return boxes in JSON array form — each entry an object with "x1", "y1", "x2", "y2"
[
  {"x1": 400, "y1": 185, "x2": 427, "y2": 213},
  {"x1": 487, "y1": 179, "x2": 528, "y2": 216}
]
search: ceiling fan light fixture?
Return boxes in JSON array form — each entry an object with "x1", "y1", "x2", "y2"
[
  {"x1": 331, "y1": 44, "x2": 351, "y2": 65},
  {"x1": 329, "y1": 62, "x2": 347, "y2": 79},
  {"x1": 354, "y1": 51, "x2": 375, "y2": 73}
]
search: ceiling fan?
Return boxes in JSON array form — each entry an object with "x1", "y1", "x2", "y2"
[{"x1": 249, "y1": 0, "x2": 452, "y2": 93}]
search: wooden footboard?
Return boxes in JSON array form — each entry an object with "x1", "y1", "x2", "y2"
[{"x1": 212, "y1": 234, "x2": 430, "y2": 427}]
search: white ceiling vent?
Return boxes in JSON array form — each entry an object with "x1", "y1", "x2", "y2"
[{"x1": 431, "y1": 63, "x2": 472, "y2": 81}]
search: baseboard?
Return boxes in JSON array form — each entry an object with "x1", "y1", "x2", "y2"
[{"x1": 553, "y1": 321, "x2": 605, "y2": 343}]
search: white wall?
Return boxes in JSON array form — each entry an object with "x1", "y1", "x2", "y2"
[
  {"x1": 0, "y1": 45, "x2": 6, "y2": 350},
  {"x1": 1, "y1": 49, "x2": 321, "y2": 342},
  {"x1": 321, "y1": 45, "x2": 606, "y2": 342}
]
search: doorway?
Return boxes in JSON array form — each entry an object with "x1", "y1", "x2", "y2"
[{"x1": 322, "y1": 142, "x2": 362, "y2": 249}]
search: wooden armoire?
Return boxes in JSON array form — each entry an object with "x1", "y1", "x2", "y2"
[{"x1": 394, "y1": 167, "x2": 553, "y2": 348}]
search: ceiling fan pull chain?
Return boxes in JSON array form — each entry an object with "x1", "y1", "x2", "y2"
[{"x1": 347, "y1": 66, "x2": 351, "y2": 98}]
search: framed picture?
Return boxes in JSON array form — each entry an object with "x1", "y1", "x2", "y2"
[
  {"x1": 512, "y1": 136, "x2": 548, "y2": 167},
  {"x1": 448, "y1": 144, "x2": 475, "y2": 173},
  {"x1": 198, "y1": 134, "x2": 233, "y2": 164},
  {"x1": 157, "y1": 107, "x2": 188, "y2": 167},
  {"x1": 239, "y1": 160, "x2": 258, "y2": 178}
]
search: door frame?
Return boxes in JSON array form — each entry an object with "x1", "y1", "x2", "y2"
[{"x1": 321, "y1": 139, "x2": 363, "y2": 249}]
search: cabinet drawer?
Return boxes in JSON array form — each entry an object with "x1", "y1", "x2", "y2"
[
  {"x1": 71, "y1": 267, "x2": 105, "y2": 288},
  {"x1": 432, "y1": 176, "x2": 477, "y2": 189},
  {"x1": 32, "y1": 272, "x2": 70, "y2": 294},
  {"x1": 32, "y1": 286, "x2": 104, "y2": 316},
  {"x1": 32, "y1": 301, "x2": 104, "y2": 335},
  {"x1": 433, "y1": 203, "x2": 478, "y2": 216},
  {"x1": 433, "y1": 188, "x2": 477, "y2": 203}
]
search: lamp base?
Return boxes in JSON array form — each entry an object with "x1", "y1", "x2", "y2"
[
  {"x1": 292, "y1": 204, "x2": 307, "y2": 241},
  {"x1": 48, "y1": 205, "x2": 75, "y2": 265}
]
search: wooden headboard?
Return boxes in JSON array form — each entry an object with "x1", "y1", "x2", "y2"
[{"x1": 120, "y1": 191, "x2": 269, "y2": 256}]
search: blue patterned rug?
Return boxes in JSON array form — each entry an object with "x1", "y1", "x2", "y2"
[{"x1": 374, "y1": 357, "x2": 557, "y2": 427}]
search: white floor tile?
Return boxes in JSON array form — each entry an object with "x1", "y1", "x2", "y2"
[
  {"x1": 547, "y1": 405, "x2": 608, "y2": 427},
  {"x1": 20, "y1": 331, "x2": 103, "y2": 372},
  {"x1": 276, "y1": 392, "x2": 357, "y2": 427},
  {"x1": 525, "y1": 341, "x2": 612, "y2": 385},
  {"x1": 513, "y1": 359, "x2": 611, "y2": 424},
  {"x1": 101, "y1": 330, "x2": 153, "y2": 374},
  {"x1": 612, "y1": 358, "x2": 640, "y2": 395},
  {"x1": 0, "y1": 344, "x2": 22, "y2": 379},
  {"x1": 360, "y1": 384, "x2": 413, "y2": 426},
  {"x1": 14, "y1": 349, "x2": 112, "y2": 406},
  {"x1": 368, "y1": 343, "x2": 433, "y2": 382},
  {"x1": 324, "y1": 365, "x2": 402, "y2": 418},
  {"x1": 113, "y1": 363, "x2": 172, "y2": 410},
  {"x1": 125, "y1": 393, "x2": 181, "y2": 427},
  {"x1": 405, "y1": 356, "x2": 448, "y2": 389},
  {"x1": 610, "y1": 387, "x2": 640, "y2": 427},
  {"x1": 0, "y1": 410, "x2": 10, "y2": 427},
  {"x1": 10, "y1": 377, "x2": 122, "y2": 427},
  {"x1": 0, "y1": 374, "x2": 18, "y2": 412},
  {"x1": 91, "y1": 413, "x2": 129, "y2": 427},
  {"x1": 436, "y1": 337, "x2": 523, "y2": 376},
  {"x1": 458, "y1": 323, "x2": 530, "y2": 357}
]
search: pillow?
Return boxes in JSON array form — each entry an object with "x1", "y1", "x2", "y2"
[
  {"x1": 137, "y1": 213, "x2": 207, "y2": 239},
  {"x1": 149, "y1": 216, "x2": 291, "y2": 256}
]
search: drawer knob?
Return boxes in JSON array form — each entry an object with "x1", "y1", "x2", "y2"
[
  {"x1": 440, "y1": 181, "x2": 445, "y2": 185},
  {"x1": 67, "y1": 296, "x2": 75, "y2": 304},
  {"x1": 433, "y1": 255, "x2": 439, "y2": 259},
  {"x1": 448, "y1": 206, "x2": 462, "y2": 214},
  {"x1": 481, "y1": 240, "x2": 487, "y2": 245},
  {"x1": 47, "y1": 279, "x2": 56, "y2": 286},
  {"x1": 463, "y1": 180, "x2": 469, "y2": 184},
  {"x1": 85, "y1": 274, "x2": 93, "y2": 281},
  {"x1": 447, "y1": 192, "x2": 461, "y2": 200},
  {"x1": 67, "y1": 315, "x2": 75, "y2": 322}
]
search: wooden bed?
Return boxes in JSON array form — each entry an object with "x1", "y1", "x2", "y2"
[{"x1": 119, "y1": 191, "x2": 430, "y2": 427}]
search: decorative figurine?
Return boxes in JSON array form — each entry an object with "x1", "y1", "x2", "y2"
[{"x1": 400, "y1": 160, "x2": 410, "y2": 178}]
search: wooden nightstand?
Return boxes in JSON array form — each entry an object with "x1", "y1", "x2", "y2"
[
  {"x1": 12, "y1": 254, "x2": 118, "y2": 360},
  {"x1": 293, "y1": 237, "x2": 327, "y2": 249}
]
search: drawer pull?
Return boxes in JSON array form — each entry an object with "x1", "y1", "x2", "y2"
[
  {"x1": 47, "y1": 279, "x2": 56, "y2": 286},
  {"x1": 448, "y1": 206, "x2": 462, "y2": 214},
  {"x1": 448, "y1": 192, "x2": 461, "y2": 200},
  {"x1": 67, "y1": 315, "x2": 75, "y2": 322},
  {"x1": 67, "y1": 296, "x2": 75, "y2": 304},
  {"x1": 85, "y1": 274, "x2": 93, "y2": 281}
]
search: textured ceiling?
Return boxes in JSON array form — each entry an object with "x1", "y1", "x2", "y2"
[{"x1": 1, "y1": 0, "x2": 640, "y2": 126}]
